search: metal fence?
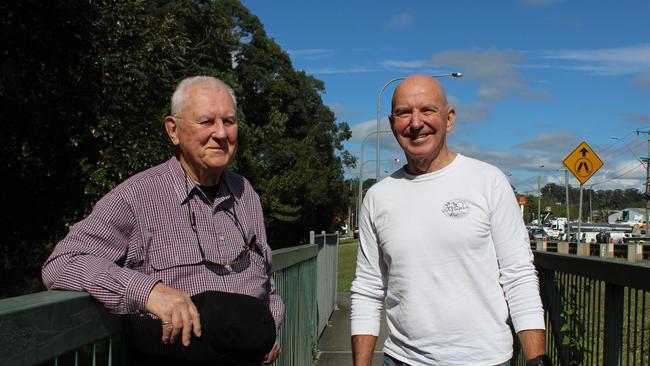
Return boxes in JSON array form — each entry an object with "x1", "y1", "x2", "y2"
[
  {"x1": 512, "y1": 251, "x2": 650, "y2": 366},
  {"x1": 310, "y1": 230, "x2": 339, "y2": 336},
  {"x1": 0, "y1": 240, "x2": 335, "y2": 366}
]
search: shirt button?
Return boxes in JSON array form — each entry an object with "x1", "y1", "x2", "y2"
[
  {"x1": 175, "y1": 255, "x2": 179, "y2": 263},
  {"x1": 219, "y1": 235, "x2": 225, "y2": 241}
]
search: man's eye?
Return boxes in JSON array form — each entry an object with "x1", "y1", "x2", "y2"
[
  {"x1": 198, "y1": 120, "x2": 212, "y2": 125},
  {"x1": 223, "y1": 118, "x2": 236, "y2": 126}
]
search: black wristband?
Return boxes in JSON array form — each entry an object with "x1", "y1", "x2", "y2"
[{"x1": 525, "y1": 354, "x2": 552, "y2": 366}]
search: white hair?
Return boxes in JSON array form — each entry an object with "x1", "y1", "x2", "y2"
[{"x1": 170, "y1": 76, "x2": 237, "y2": 116}]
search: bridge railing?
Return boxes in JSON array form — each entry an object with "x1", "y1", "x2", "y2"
[
  {"x1": 0, "y1": 236, "x2": 339, "y2": 366},
  {"x1": 512, "y1": 251, "x2": 650, "y2": 366},
  {"x1": 311, "y1": 230, "x2": 339, "y2": 336}
]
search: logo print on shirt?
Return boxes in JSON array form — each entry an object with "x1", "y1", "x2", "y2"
[{"x1": 441, "y1": 200, "x2": 470, "y2": 218}]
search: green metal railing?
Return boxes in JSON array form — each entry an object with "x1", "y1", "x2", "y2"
[
  {"x1": 513, "y1": 251, "x2": 650, "y2": 365},
  {"x1": 311, "y1": 231, "x2": 339, "y2": 336},
  {"x1": 0, "y1": 241, "x2": 333, "y2": 366}
]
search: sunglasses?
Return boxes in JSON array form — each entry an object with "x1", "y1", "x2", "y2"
[{"x1": 184, "y1": 173, "x2": 260, "y2": 275}]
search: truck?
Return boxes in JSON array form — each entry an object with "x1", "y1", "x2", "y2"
[{"x1": 545, "y1": 217, "x2": 568, "y2": 240}]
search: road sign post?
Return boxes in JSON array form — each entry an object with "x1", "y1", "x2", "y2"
[{"x1": 563, "y1": 141, "x2": 604, "y2": 243}]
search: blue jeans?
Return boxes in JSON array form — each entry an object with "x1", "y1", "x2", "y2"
[{"x1": 383, "y1": 354, "x2": 510, "y2": 366}]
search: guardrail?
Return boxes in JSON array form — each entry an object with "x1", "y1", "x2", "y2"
[
  {"x1": 311, "y1": 230, "x2": 339, "y2": 336},
  {"x1": 0, "y1": 238, "x2": 338, "y2": 366},
  {"x1": 512, "y1": 251, "x2": 650, "y2": 365},
  {"x1": 534, "y1": 238, "x2": 650, "y2": 263}
]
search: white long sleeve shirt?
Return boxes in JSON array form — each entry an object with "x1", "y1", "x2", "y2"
[{"x1": 351, "y1": 154, "x2": 544, "y2": 366}]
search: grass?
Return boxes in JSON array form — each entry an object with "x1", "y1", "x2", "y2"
[{"x1": 337, "y1": 238, "x2": 358, "y2": 292}]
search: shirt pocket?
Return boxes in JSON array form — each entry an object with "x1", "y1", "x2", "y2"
[{"x1": 149, "y1": 243, "x2": 203, "y2": 271}]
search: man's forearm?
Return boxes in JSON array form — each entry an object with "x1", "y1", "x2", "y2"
[
  {"x1": 517, "y1": 329, "x2": 546, "y2": 360},
  {"x1": 352, "y1": 334, "x2": 377, "y2": 366}
]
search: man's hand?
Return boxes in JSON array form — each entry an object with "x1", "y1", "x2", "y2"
[
  {"x1": 263, "y1": 339, "x2": 280, "y2": 364},
  {"x1": 146, "y1": 282, "x2": 202, "y2": 346}
]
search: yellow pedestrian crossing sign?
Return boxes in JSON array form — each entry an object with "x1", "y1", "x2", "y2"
[{"x1": 562, "y1": 141, "x2": 603, "y2": 185}]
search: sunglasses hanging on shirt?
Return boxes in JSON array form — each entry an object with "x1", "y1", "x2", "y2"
[{"x1": 184, "y1": 170, "x2": 259, "y2": 275}]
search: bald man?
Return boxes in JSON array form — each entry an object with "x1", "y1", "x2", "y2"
[{"x1": 350, "y1": 75, "x2": 549, "y2": 366}]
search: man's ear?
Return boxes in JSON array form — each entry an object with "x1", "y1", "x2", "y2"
[
  {"x1": 164, "y1": 116, "x2": 180, "y2": 145},
  {"x1": 446, "y1": 107, "x2": 456, "y2": 133}
]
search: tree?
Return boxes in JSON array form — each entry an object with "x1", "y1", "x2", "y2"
[{"x1": 0, "y1": 0, "x2": 353, "y2": 296}]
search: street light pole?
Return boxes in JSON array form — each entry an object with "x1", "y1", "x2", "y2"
[
  {"x1": 375, "y1": 72, "x2": 463, "y2": 181},
  {"x1": 537, "y1": 164, "x2": 544, "y2": 227},
  {"x1": 358, "y1": 130, "x2": 393, "y2": 228},
  {"x1": 537, "y1": 175, "x2": 542, "y2": 227}
]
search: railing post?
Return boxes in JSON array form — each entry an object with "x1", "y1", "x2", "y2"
[
  {"x1": 538, "y1": 268, "x2": 570, "y2": 366},
  {"x1": 626, "y1": 242, "x2": 642, "y2": 263},
  {"x1": 557, "y1": 240, "x2": 569, "y2": 254},
  {"x1": 537, "y1": 237, "x2": 548, "y2": 252},
  {"x1": 577, "y1": 242, "x2": 590, "y2": 256},
  {"x1": 603, "y1": 283, "x2": 624, "y2": 366},
  {"x1": 309, "y1": 230, "x2": 315, "y2": 245},
  {"x1": 600, "y1": 237, "x2": 614, "y2": 259}
]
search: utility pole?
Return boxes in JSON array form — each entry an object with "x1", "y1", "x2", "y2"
[
  {"x1": 637, "y1": 129, "x2": 650, "y2": 235},
  {"x1": 564, "y1": 169, "x2": 570, "y2": 238},
  {"x1": 537, "y1": 175, "x2": 542, "y2": 227}
]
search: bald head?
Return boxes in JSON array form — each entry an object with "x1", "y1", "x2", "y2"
[
  {"x1": 388, "y1": 74, "x2": 457, "y2": 174},
  {"x1": 391, "y1": 74, "x2": 449, "y2": 116}
]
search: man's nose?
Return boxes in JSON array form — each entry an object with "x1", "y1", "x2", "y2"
[
  {"x1": 210, "y1": 120, "x2": 227, "y2": 139},
  {"x1": 410, "y1": 110, "x2": 424, "y2": 130}
]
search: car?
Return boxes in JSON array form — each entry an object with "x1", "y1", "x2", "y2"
[{"x1": 528, "y1": 228, "x2": 549, "y2": 240}]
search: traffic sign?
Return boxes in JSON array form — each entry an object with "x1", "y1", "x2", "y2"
[{"x1": 562, "y1": 141, "x2": 603, "y2": 185}]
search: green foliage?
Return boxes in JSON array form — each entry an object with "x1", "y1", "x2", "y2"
[
  {"x1": 0, "y1": 0, "x2": 353, "y2": 296},
  {"x1": 558, "y1": 279, "x2": 591, "y2": 365}
]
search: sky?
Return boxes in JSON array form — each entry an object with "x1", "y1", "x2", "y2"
[{"x1": 241, "y1": 0, "x2": 650, "y2": 196}]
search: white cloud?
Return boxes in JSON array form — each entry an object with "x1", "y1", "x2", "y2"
[
  {"x1": 541, "y1": 44, "x2": 650, "y2": 76},
  {"x1": 622, "y1": 112, "x2": 650, "y2": 124},
  {"x1": 515, "y1": 132, "x2": 581, "y2": 152},
  {"x1": 386, "y1": 13, "x2": 414, "y2": 28},
  {"x1": 449, "y1": 139, "x2": 645, "y2": 193},
  {"x1": 455, "y1": 102, "x2": 492, "y2": 123},
  {"x1": 381, "y1": 59, "x2": 429, "y2": 70},
  {"x1": 328, "y1": 103, "x2": 361, "y2": 121},
  {"x1": 287, "y1": 48, "x2": 335, "y2": 60},
  {"x1": 308, "y1": 66, "x2": 376, "y2": 75},
  {"x1": 432, "y1": 49, "x2": 550, "y2": 101},
  {"x1": 350, "y1": 119, "x2": 388, "y2": 142}
]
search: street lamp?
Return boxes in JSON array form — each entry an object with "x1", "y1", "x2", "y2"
[
  {"x1": 357, "y1": 130, "x2": 394, "y2": 228},
  {"x1": 356, "y1": 157, "x2": 400, "y2": 228},
  {"x1": 375, "y1": 72, "x2": 463, "y2": 181},
  {"x1": 537, "y1": 165, "x2": 544, "y2": 227}
]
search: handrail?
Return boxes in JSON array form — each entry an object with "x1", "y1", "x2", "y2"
[
  {"x1": 511, "y1": 251, "x2": 650, "y2": 366},
  {"x1": 534, "y1": 251, "x2": 650, "y2": 291},
  {"x1": 0, "y1": 291, "x2": 122, "y2": 366},
  {"x1": 0, "y1": 243, "x2": 324, "y2": 366}
]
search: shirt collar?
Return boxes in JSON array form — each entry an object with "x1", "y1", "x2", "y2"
[{"x1": 166, "y1": 156, "x2": 237, "y2": 207}]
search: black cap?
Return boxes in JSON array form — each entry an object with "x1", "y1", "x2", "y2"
[{"x1": 124, "y1": 291, "x2": 276, "y2": 365}]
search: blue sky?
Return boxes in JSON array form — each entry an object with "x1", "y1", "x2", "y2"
[{"x1": 241, "y1": 0, "x2": 650, "y2": 195}]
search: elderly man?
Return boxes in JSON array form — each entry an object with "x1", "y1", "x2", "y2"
[
  {"x1": 351, "y1": 75, "x2": 549, "y2": 366},
  {"x1": 42, "y1": 76, "x2": 283, "y2": 365}
]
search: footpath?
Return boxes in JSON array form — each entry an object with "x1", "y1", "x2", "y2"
[{"x1": 315, "y1": 291, "x2": 388, "y2": 366}]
